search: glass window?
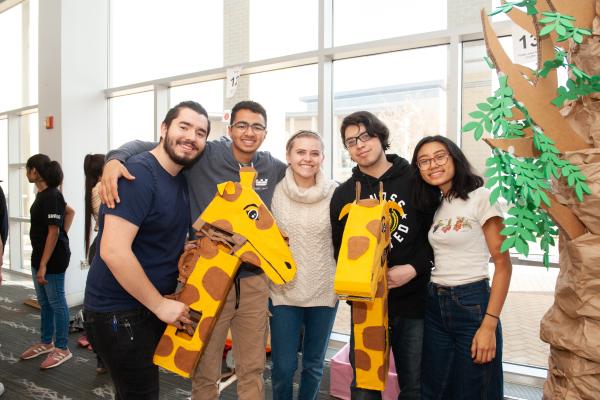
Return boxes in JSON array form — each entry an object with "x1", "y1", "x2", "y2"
[
  {"x1": 461, "y1": 39, "x2": 558, "y2": 369},
  {"x1": 0, "y1": 0, "x2": 38, "y2": 111},
  {"x1": 20, "y1": 221, "x2": 31, "y2": 271},
  {"x1": 109, "y1": 92, "x2": 155, "y2": 148},
  {"x1": 249, "y1": 64, "x2": 319, "y2": 162},
  {"x1": 170, "y1": 80, "x2": 227, "y2": 139},
  {"x1": 0, "y1": 4, "x2": 23, "y2": 111},
  {"x1": 333, "y1": 46, "x2": 448, "y2": 182},
  {"x1": 334, "y1": 0, "x2": 447, "y2": 46},
  {"x1": 19, "y1": 112, "x2": 39, "y2": 163},
  {"x1": 249, "y1": 0, "x2": 318, "y2": 61},
  {"x1": 0, "y1": 118, "x2": 7, "y2": 186},
  {"x1": 109, "y1": 0, "x2": 223, "y2": 87}
]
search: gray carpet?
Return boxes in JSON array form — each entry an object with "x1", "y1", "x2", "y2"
[{"x1": 0, "y1": 283, "x2": 336, "y2": 399}]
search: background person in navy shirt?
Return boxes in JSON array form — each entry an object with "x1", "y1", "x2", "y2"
[{"x1": 84, "y1": 101, "x2": 209, "y2": 399}]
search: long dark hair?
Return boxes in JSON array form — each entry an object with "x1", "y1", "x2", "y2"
[
  {"x1": 26, "y1": 154, "x2": 64, "y2": 188},
  {"x1": 84, "y1": 154, "x2": 105, "y2": 256},
  {"x1": 411, "y1": 135, "x2": 483, "y2": 211}
]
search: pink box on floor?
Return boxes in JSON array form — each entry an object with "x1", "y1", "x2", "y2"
[{"x1": 329, "y1": 343, "x2": 400, "y2": 399}]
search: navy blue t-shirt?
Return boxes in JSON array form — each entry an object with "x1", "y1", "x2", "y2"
[{"x1": 84, "y1": 152, "x2": 189, "y2": 312}]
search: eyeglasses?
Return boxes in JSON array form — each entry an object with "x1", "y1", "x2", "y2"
[
  {"x1": 231, "y1": 121, "x2": 266, "y2": 134},
  {"x1": 417, "y1": 153, "x2": 450, "y2": 170},
  {"x1": 344, "y1": 131, "x2": 373, "y2": 148}
]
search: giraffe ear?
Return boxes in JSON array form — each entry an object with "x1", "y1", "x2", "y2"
[
  {"x1": 387, "y1": 201, "x2": 405, "y2": 217},
  {"x1": 217, "y1": 181, "x2": 236, "y2": 196},
  {"x1": 338, "y1": 203, "x2": 352, "y2": 220}
]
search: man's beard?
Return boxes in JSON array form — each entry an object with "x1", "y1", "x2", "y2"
[{"x1": 163, "y1": 133, "x2": 202, "y2": 167}]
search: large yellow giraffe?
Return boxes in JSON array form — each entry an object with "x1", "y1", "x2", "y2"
[
  {"x1": 334, "y1": 182, "x2": 404, "y2": 391},
  {"x1": 153, "y1": 167, "x2": 296, "y2": 378}
]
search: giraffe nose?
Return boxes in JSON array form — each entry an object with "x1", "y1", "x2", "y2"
[{"x1": 285, "y1": 261, "x2": 292, "y2": 270}]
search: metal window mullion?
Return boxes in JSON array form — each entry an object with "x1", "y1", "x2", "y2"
[
  {"x1": 7, "y1": 113, "x2": 23, "y2": 271},
  {"x1": 318, "y1": 0, "x2": 333, "y2": 179},
  {"x1": 154, "y1": 84, "x2": 169, "y2": 141}
]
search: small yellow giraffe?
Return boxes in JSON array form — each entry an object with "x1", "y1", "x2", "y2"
[
  {"x1": 153, "y1": 167, "x2": 296, "y2": 378},
  {"x1": 334, "y1": 182, "x2": 404, "y2": 391}
]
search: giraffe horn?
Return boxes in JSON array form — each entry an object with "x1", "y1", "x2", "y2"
[{"x1": 355, "y1": 181, "x2": 361, "y2": 201}]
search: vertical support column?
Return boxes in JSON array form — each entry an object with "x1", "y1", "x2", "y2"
[
  {"x1": 154, "y1": 84, "x2": 169, "y2": 140},
  {"x1": 7, "y1": 114, "x2": 22, "y2": 272},
  {"x1": 223, "y1": 0, "x2": 250, "y2": 111},
  {"x1": 318, "y1": 0, "x2": 334, "y2": 179},
  {"x1": 446, "y1": 35, "x2": 462, "y2": 146}
]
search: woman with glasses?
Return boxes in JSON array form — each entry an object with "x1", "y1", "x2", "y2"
[
  {"x1": 411, "y1": 135, "x2": 512, "y2": 399},
  {"x1": 269, "y1": 130, "x2": 338, "y2": 400}
]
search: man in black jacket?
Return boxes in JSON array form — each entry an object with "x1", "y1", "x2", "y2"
[{"x1": 330, "y1": 111, "x2": 433, "y2": 400}]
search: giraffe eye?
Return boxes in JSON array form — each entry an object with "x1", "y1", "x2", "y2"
[{"x1": 246, "y1": 209, "x2": 259, "y2": 220}]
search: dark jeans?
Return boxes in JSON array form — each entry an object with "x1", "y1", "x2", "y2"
[
  {"x1": 422, "y1": 280, "x2": 503, "y2": 400},
  {"x1": 349, "y1": 304, "x2": 424, "y2": 400},
  {"x1": 269, "y1": 300, "x2": 338, "y2": 400},
  {"x1": 84, "y1": 308, "x2": 165, "y2": 400}
]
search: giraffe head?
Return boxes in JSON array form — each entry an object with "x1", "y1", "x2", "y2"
[
  {"x1": 334, "y1": 182, "x2": 404, "y2": 301},
  {"x1": 194, "y1": 167, "x2": 296, "y2": 284}
]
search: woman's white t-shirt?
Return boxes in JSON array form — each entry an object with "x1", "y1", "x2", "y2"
[{"x1": 428, "y1": 187, "x2": 503, "y2": 286}]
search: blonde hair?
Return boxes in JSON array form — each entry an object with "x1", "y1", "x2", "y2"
[{"x1": 285, "y1": 130, "x2": 324, "y2": 154}]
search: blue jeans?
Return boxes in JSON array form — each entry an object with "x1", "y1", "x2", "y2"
[
  {"x1": 84, "y1": 308, "x2": 165, "y2": 400},
  {"x1": 350, "y1": 308, "x2": 424, "y2": 400},
  {"x1": 32, "y1": 271, "x2": 69, "y2": 349},
  {"x1": 422, "y1": 280, "x2": 503, "y2": 400},
  {"x1": 269, "y1": 300, "x2": 338, "y2": 400}
]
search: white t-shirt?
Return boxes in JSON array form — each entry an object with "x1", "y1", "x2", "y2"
[{"x1": 428, "y1": 187, "x2": 503, "y2": 286}]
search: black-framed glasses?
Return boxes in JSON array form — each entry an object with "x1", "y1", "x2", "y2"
[
  {"x1": 344, "y1": 131, "x2": 372, "y2": 148},
  {"x1": 231, "y1": 121, "x2": 266, "y2": 134},
  {"x1": 417, "y1": 153, "x2": 450, "y2": 170}
]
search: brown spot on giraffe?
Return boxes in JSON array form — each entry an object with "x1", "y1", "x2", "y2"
[
  {"x1": 198, "y1": 316, "x2": 215, "y2": 342},
  {"x1": 211, "y1": 219, "x2": 233, "y2": 234},
  {"x1": 203, "y1": 267, "x2": 231, "y2": 301},
  {"x1": 198, "y1": 236, "x2": 219, "y2": 259},
  {"x1": 347, "y1": 236, "x2": 370, "y2": 260},
  {"x1": 378, "y1": 364, "x2": 386, "y2": 382},
  {"x1": 174, "y1": 347, "x2": 200, "y2": 375},
  {"x1": 353, "y1": 302, "x2": 368, "y2": 325},
  {"x1": 154, "y1": 336, "x2": 174, "y2": 357},
  {"x1": 240, "y1": 251, "x2": 261, "y2": 267},
  {"x1": 355, "y1": 349, "x2": 372, "y2": 371},
  {"x1": 366, "y1": 219, "x2": 382, "y2": 241},
  {"x1": 363, "y1": 326, "x2": 387, "y2": 351},
  {"x1": 221, "y1": 182, "x2": 242, "y2": 202},
  {"x1": 256, "y1": 204, "x2": 274, "y2": 230},
  {"x1": 178, "y1": 285, "x2": 200, "y2": 305},
  {"x1": 375, "y1": 278, "x2": 385, "y2": 298}
]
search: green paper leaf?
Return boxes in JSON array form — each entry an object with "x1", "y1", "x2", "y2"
[
  {"x1": 515, "y1": 237, "x2": 529, "y2": 257},
  {"x1": 490, "y1": 185, "x2": 502, "y2": 204},
  {"x1": 500, "y1": 226, "x2": 517, "y2": 236},
  {"x1": 500, "y1": 236, "x2": 516, "y2": 253},
  {"x1": 462, "y1": 121, "x2": 480, "y2": 132},
  {"x1": 539, "y1": 24, "x2": 556, "y2": 37}
]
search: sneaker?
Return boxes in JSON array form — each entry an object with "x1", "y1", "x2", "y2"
[
  {"x1": 0, "y1": 382, "x2": 5, "y2": 396},
  {"x1": 20, "y1": 343, "x2": 55, "y2": 360},
  {"x1": 40, "y1": 348, "x2": 72, "y2": 369},
  {"x1": 96, "y1": 357, "x2": 107, "y2": 374}
]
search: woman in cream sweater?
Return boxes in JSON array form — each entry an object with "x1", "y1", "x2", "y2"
[{"x1": 269, "y1": 130, "x2": 338, "y2": 400}]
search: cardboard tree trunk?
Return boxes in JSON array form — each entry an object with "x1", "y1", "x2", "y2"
[{"x1": 476, "y1": 1, "x2": 600, "y2": 398}]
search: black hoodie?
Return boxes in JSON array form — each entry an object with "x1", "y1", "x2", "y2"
[{"x1": 330, "y1": 154, "x2": 434, "y2": 319}]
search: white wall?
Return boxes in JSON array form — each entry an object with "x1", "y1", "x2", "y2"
[{"x1": 38, "y1": 0, "x2": 108, "y2": 305}]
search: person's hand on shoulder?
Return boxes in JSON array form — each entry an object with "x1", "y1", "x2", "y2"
[{"x1": 99, "y1": 160, "x2": 136, "y2": 208}]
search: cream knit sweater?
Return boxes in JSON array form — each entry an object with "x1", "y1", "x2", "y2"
[{"x1": 270, "y1": 167, "x2": 338, "y2": 308}]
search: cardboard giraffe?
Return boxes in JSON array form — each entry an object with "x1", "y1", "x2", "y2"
[
  {"x1": 153, "y1": 167, "x2": 296, "y2": 378},
  {"x1": 334, "y1": 182, "x2": 404, "y2": 391}
]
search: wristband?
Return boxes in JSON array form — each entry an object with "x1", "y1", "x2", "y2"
[{"x1": 485, "y1": 312, "x2": 499, "y2": 320}]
